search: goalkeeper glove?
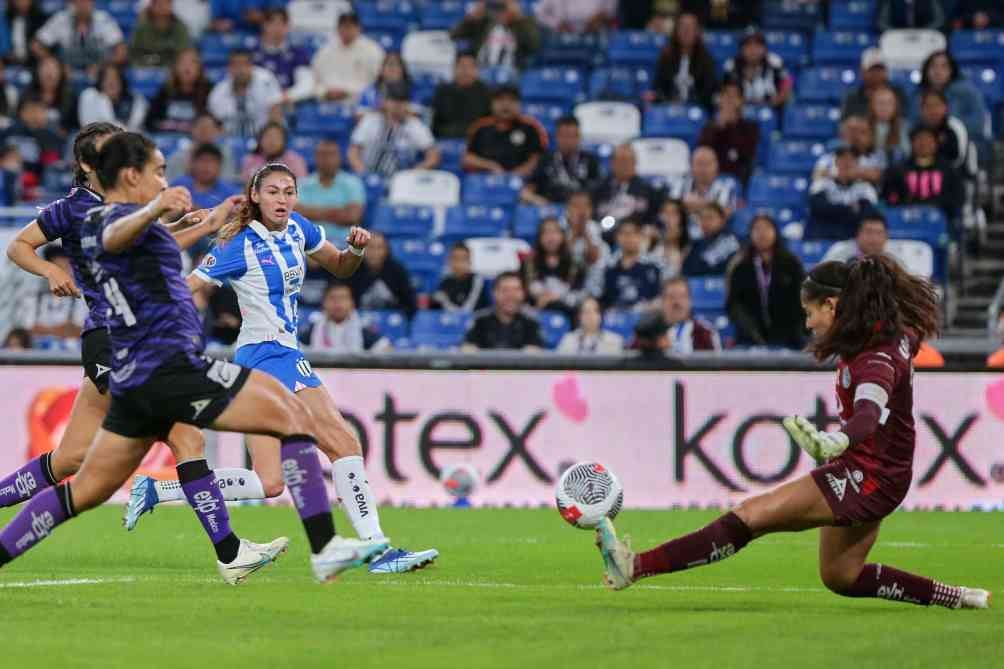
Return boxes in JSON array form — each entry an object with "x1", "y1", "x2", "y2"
[{"x1": 782, "y1": 415, "x2": 849, "y2": 461}]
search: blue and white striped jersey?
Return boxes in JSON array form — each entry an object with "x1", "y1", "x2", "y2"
[{"x1": 192, "y1": 212, "x2": 326, "y2": 351}]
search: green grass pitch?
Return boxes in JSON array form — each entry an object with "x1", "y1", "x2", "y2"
[{"x1": 1, "y1": 506, "x2": 1001, "y2": 669}]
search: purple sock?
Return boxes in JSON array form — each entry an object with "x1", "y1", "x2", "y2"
[
  {"x1": 176, "y1": 459, "x2": 240, "y2": 563},
  {"x1": 0, "y1": 454, "x2": 57, "y2": 508},
  {"x1": 280, "y1": 436, "x2": 335, "y2": 554},
  {"x1": 0, "y1": 485, "x2": 73, "y2": 565}
]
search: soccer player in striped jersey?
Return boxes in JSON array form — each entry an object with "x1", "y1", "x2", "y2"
[
  {"x1": 597, "y1": 257, "x2": 990, "y2": 610},
  {"x1": 128, "y1": 162, "x2": 438, "y2": 574}
]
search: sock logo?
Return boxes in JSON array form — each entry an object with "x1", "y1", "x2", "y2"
[
  {"x1": 15, "y1": 471, "x2": 37, "y2": 499},
  {"x1": 877, "y1": 581, "x2": 905, "y2": 601},
  {"x1": 708, "y1": 542, "x2": 735, "y2": 562},
  {"x1": 192, "y1": 490, "x2": 221, "y2": 514},
  {"x1": 354, "y1": 493, "x2": 369, "y2": 518},
  {"x1": 31, "y1": 510, "x2": 55, "y2": 540},
  {"x1": 281, "y1": 458, "x2": 309, "y2": 511}
]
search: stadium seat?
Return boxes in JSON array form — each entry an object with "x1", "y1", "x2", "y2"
[
  {"x1": 538, "y1": 311, "x2": 571, "y2": 349},
  {"x1": 443, "y1": 206, "x2": 510, "y2": 241},
  {"x1": 787, "y1": 239, "x2": 833, "y2": 269},
  {"x1": 829, "y1": 0, "x2": 876, "y2": 30},
  {"x1": 294, "y1": 102, "x2": 356, "y2": 138},
  {"x1": 731, "y1": 205, "x2": 808, "y2": 238},
  {"x1": 704, "y1": 31, "x2": 739, "y2": 65},
  {"x1": 960, "y1": 65, "x2": 1003, "y2": 106},
  {"x1": 575, "y1": 102, "x2": 642, "y2": 145},
  {"x1": 402, "y1": 30, "x2": 456, "y2": 80},
  {"x1": 879, "y1": 29, "x2": 946, "y2": 71},
  {"x1": 105, "y1": 0, "x2": 138, "y2": 33},
  {"x1": 797, "y1": 67, "x2": 859, "y2": 103},
  {"x1": 519, "y1": 68, "x2": 586, "y2": 106},
  {"x1": 437, "y1": 139, "x2": 466, "y2": 176},
  {"x1": 198, "y1": 32, "x2": 259, "y2": 67},
  {"x1": 744, "y1": 105, "x2": 778, "y2": 167},
  {"x1": 390, "y1": 169, "x2": 461, "y2": 207},
  {"x1": 410, "y1": 72, "x2": 442, "y2": 106},
  {"x1": 288, "y1": 0, "x2": 350, "y2": 35},
  {"x1": 390, "y1": 237, "x2": 448, "y2": 274},
  {"x1": 588, "y1": 67, "x2": 653, "y2": 103},
  {"x1": 287, "y1": 135, "x2": 320, "y2": 171},
  {"x1": 360, "y1": 310, "x2": 410, "y2": 341},
  {"x1": 371, "y1": 204, "x2": 437, "y2": 238},
  {"x1": 607, "y1": 31, "x2": 667, "y2": 66},
  {"x1": 783, "y1": 104, "x2": 841, "y2": 139},
  {"x1": 537, "y1": 32, "x2": 603, "y2": 68},
  {"x1": 762, "y1": 0, "x2": 820, "y2": 30},
  {"x1": 356, "y1": 0, "x2": 418, "y2": 34},
  {"x1": 765, "y1": 30, "x2": 810, "y2": 68},
  {"x1": 602, "y1": 310, "x2": 640, "y2": 341},
  {"x1": 481, "y1": 66, "x2": 519, "y2": 87},
  {"x1": 151, "y1": 133, "x2": 188, "y2": 159},
  {"x1": 465, "y1": 237, "x2": 531, "y2": 278},
  {"x1": 949, "y1": 30, "x2": 1004, "y2": 65},
  {"x1": 747, "y1": 174, "x2": 810, "y2": 208},
  {"x1": 886, "y1": 239, "x2": 935, "y2": 279},
  {"x1": 767, "y1": 139, "x2": 826, "y2": 175},
  {"x1": 127, "y1": 68, "x2": 168, "y2": 100},
  {"x1": 882, "y1": 206, "x2": 948, "y2": 249},
  {"x1": 887, "y1": 68, "x2": 921, "y2": 95},
  {"x1": 688, "y1": 277, "x2": 727, "y2": 315},
  {"x1": 631, "y1": 138, "x2": 690, "y2": 179},
  {"x1": 409, "y1": 268, "x2": 441, "y2": 295},
  {"x1": 419, "y1": 0, "x2": 465, "y2": 30},
  {"x1": 410, "y1": 311, "x2": 471, "y2": 349},
  {"x1": 811, "y1": 31, "x2": 878, "y2": 65},
  {"x1": 513, "y1": 204, "x2": 565, "y2": 242},
  {"x1": 462, "y1": 174, "x2": 522, "y2": 207},
  {"x1": 643, "y1": 105, "x2": 707, "y2": 145},
  {"x1": 523, "y1": 102, "x2": 570, "y2": 139}
]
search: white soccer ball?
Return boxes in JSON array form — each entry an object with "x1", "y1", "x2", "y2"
[
  {"x1": 555, "y1": 461, "x2": 623, "y2": 529},
  {"x1": 440, "y1": 463, "x2": 479, "y2": 498}
]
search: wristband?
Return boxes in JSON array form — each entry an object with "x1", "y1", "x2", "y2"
[{"x1": 347, "y1": 245, "x2": 365, "y2": 257}]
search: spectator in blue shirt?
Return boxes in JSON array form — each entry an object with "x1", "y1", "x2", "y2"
[
  {"x1": 681, "y1": 203, "x2": 740, "y2": 276},
  {"x1": 171, "y1": 142, "x2": 241, "y2": 211},
  {"x1": 295, "y1": 140, "x2": 367, "y2": 238},
  {"x1": 597, "y1": 218, "x2": 664, "y2": 312}
]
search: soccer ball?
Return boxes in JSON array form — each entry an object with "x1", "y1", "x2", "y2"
[
  {"x1": 440, "y1": 463, "x2": 479, "y2": 498},
  {"x1": 555, "y1": 461, "x2": 623, "y2": 529}
]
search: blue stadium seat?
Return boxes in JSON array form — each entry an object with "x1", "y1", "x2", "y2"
[
  {"x1": 371, "y1": 204, "x2": 437, "y2": 238},
  {"x1": 443, "y1": 205, "x2": 510, "y2": 241},
  {"x1": 948, "y1": 30, "x2": 1004, "y2": 65},
  {"x1": 514, "y1": 204, "x2": 565, "y2": 242},
  {"x1": 783, "y1": 104, "x2": 841, "y2": 139},
  {"x1": 419, "y1": 0, "x2": 465, "y2": 30},
  {"x1": 105, "y1": 0, "x2": 138, "y2": 33},
  {"x1": 829, "y1": 0, "x2": 877, "y2": 30},
  {"x1": 704, "y1": 31, "x2": 740, "y2": 65},
  {"x1": 602, "y1": 310, "x2": 640, "y2": 341},
  {"x1": 797, "y1": 66, "x2": 859, "y2": 103},
  {"x1": 811, "y1": 31, "x2": 878, "y2": 65},
  {"x1": 198, "y1": 32, "x2": 259, "y2": 67},
  {"x1": 520, "y1": 68, "x2": 586, "y2": 106},
  {"x1": 765, "y1": 30, "x2": 810, "y2": 68},
  {"x1": 688, "y1": 277, "x2": 727, "y2": 315},
  {"x1": 360, "y1": 310, "x2": 410, "y2": 341},
  {"x1": 363, "y1": 173, "x2": 386, "y2": 208},
  {"x1": 390, "y1": 238, "x2": 448, "y2": 274},
  {"x1": 538, "y1": 311, "x2": 571, "y2": 349},
  {"x1": 411, "y1": 72, "x2": 442, "y2": 107},
  {"x1": 589, "y1": 67, "x2": 653, "y2": 103},
  {"x1": 767, "y1": 139, "x2": 826, "y2": 175},
  {"x1": 294, "y1": 102, "x2": 356, "y2": 138},
  {"x1": 762, "y1": 0, "x2": 821, "y2": 31},
  {"x1": 887, "y1": 68, "x2": 921, "y2": 96},
  {"x1": 437, "y1": 139, "x2": 466, "y2": 176},
  {"x1": 481, "y1": 66, "x2": 519, "y2": 87},
  {"x1": 225, "y1": 135, "x2": 255, "y2": 164},
  {"x1": 960, "y1": 65, "x2": 1003, "y2": 105},
  {"x1": 411, "y1": 311, "x2": 472, "y2": 349},
  {"x1": 538, "y1": 32, "x2": 603, "y2": 68},
  {"x1": 151, "y1": 133, "x2": 188, "y2": 159},
  {"x1": 370, "y1": 30, "x2": 405, "y2": 53},
  {"x1": 643, "y1": 105, "x2": 707, "y2": 145},
  {"x1": 787, "y1": 240, "x2": 833, "y2": 269},
  {"x1": 744, "y1": 105, "x2": 778, "y2": 167},
  {"x1": 607, "y1": 31, "x2": 667, "y2": 66},
  {"x1": 731, "y1": 205, "x2": 808, "y2": 238},
  {"x1": 747, "y1": 174, "x2": 810, "y2": 208},
  {"x1": 882, "y1": 206, "x2": 948, "y2": 248},
  {"x1": 356, "y1": 0, "x2": 418, "y2": 33},
  {"x1": 523, "y1": 102, "x2": 570, "y2": 139},
  {"x1": 289, "y1": 32, "x2": 328, "y2": 54},
  {"x1": 127, "y1": 67, "x2": 167, "y2": 99},
  {"x1": 463, "y1": 174, "x2": 523, "y2": 207}
]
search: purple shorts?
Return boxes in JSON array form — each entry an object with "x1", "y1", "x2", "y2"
[{"x1": 811, "y1": 456, "x2": 912, "y2": 526}]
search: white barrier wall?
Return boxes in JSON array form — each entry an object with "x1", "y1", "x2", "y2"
[{"x1": 6, "y1": 367, "x2": 1004, "y2": 509}]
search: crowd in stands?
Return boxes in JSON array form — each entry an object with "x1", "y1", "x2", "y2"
[{"x1": 0, "y1": 0, "x2": 1003, "y2": 363}]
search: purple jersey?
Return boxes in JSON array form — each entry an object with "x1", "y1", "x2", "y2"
[
  {"x1": 35, "y1": 186, "x2": 109, "y2": 333},
  {"x1": 81, "y1": 203, "x2": 205, "y2": 392},
  {"x1": 254, "y1": 44, "x2": 310, "y2": 90}
]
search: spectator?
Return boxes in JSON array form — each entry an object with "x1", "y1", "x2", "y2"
[
  {"x1": 359, "y1": 52, "x2": 412, "y2": 114},
  {"x1": 32, "y1": 0, "x2": 126, "y2": 72},
  {"x1": 521, "y1": 116, "x2": 601, "y2": 205},
  {"x1": 841, "y1": 49, "x2": 908, "y2": 120},
  {"x1": 696, "y1": 81, "x2": 759, "y2": 186},
  {"x1": 209, "y1": 0, "x2": 265, "y2": 33},
  {"x1": 27, "y1": 55, "x2": 76, "y2": 133},
  {"x1": 146, "y1": 47, "x2": 213, "y2": 135},
  {"x1": 0, "y1": 144, "x2": 23, "y2": 205},
  {"x1": 868, "y1": 84, "x2": 911, "y2": 164},
  {"x1": 822, "y1": 215, "x2": 918, "y2": 275},
  {"x1": 591, "y1": 144, "x2": 663, "y2": 230},
  {"x1": 876, "y1": 0, "x2": 945, "y2": 30},
  {"x1": 296, "y1": 140, "x2": 366, "y2": 237},
  {"x1": 78, "y1": 63, "x2": 148, "y2": 131},
  {"x1": 521, "y1": 217, "x2": 585, "y2": 320},
  {"x1": 912, "y1": 50, "x2": 987, "y2": 141},
  {"x1": 304, "y1": 284, "x2": 387, "y2": 353},
  {"x1": 651, "y1": 198, "x2": 690, "y2": 278},
  {"x1": 170, "y1": 143, "x2": 240, "y2": 211},
  {"x1": 451, "y1": 0, "x2": 541, "y2": 72},
  {"x1": 431, "y1": 242, "x2": 491, "y2": 312},
  {"x1": 557, "y1": 296, "x2": 624, "y2": 354},
  {"x1": 464, "y1": 84, "x2": 547, "y2": 177},
  {"x1": 680, "y1": 0, "x2": 761, "y2": 30},
  {"x1": 128, "y1": 0, "x2": 191, "y2": 68},
  {"x1": 0, "y1": 95, "x2": 63, "y2": 196},
  {"x1": 255, "y1": 8, "x2": 313, "y2": 103},
  {"x1": 916, "y1": 89, "x2": 969, "y2": 171},
  {"x1": 725, "y1": 214, "x2": 805, "y2": 349},
  {"x1": 348, "y1": 83, "x2": 439, "y2": 178},
  {"x1": 2, "y1": 328, "x2": 32, "y2": 350},
  {"x1": 20, "y1": 246, "x2": 87, "y2": 345},
  {"x1": 987, "y1": 311, "x2": 1004, "y2": 368},
  {"x1": 431, "y1": 53, "x2": 493, "y2": 139},
  {"x1": 563, "y1": 190, "x2": 610, "y2": 291},
  {"x1": 597, "y1": 219, "x2": 663, "y2": 311},
  {"x1": 669, "y1": 146, "x2": 738, "y2": 223},
  {"x1": 536, "y1": 0, "x2": 616, "y2": 33},
  {"x1": 652, "y1": 12, "x2": 717, "y2": 108},
  {"x1": 240, "y1": 121, "x2": 308, "y2": 183},
  {"x1": 951, "y1": 1, "x2": 1004, "y2": 29},
  {"x1": 722, "y1": 28, "x2": 791, "y2": 109},
  {"x1": 208, "y1": 49, "x2": 282, "y2": 138},
  {"x1": 808, "y1": 146, "x2": 880, "y2": 240},
  {"x1": 626, "y1": 310, "x2": 676, "y2": 365},
  {"x1": 166, "y1": 112, "x2": 238, "y2": 182},
  {"x1": 812, "y1": 115, "x2": 886, "y2": 185},
  {"x1": 882, "y1": 127, "x2": 965, "y2": 222},
  {"x1": 659, "y1": 277, "x2": 720, "y2": 353},
  {"x1": 3, "y1": 0, "x2": 49, "y2": 67},
  {"x1": 311, "y1": 12, "x2": 385, "y2": 105},
  {"x1": 346, "y1": 232, "x2": 417, "y2": 317},
  {"x1": 681, "y1": 204, "x2": 740, "y2": 276},
  {"x1": 463, "y1": 271, "x2": 544, "y2": 351}
]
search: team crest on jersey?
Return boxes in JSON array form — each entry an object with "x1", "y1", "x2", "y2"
[
  {"x1": 841, "y1": 367, "x2": 851, "y2": 389},
  {"x1": 201, "y1": 255, "x2": 216, "y2": 268}
]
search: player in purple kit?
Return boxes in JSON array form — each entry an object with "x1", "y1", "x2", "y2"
[
  {"x1": 0, "y1": 132, "x2": 388, "y2": 583},
  {"x1": 596, "y1": 256, "x2": 990, "y2": 610}
]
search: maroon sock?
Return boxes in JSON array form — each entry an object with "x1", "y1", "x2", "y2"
[
  {"x1": 634, "y1": 512, "x2": 753, "y2": 579},
  {"x1": 839, "y1": 564, "x2": 961, "y2": 608}
]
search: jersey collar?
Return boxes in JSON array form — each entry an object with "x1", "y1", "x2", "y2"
[{"x1": 249, "y1": 219, "x2": 290, "y2": 238}]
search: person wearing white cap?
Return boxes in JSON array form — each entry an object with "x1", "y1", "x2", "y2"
[{"x1": 840, "y1": 47, "x2": 908, "y2": 119}]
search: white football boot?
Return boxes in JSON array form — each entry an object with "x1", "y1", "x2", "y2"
[
  {"x1": 595, "y1": 517, "x2": 635, "y2": 591},
  {"x1": 217, "y1": 537, "x2": 290, "y2": 585},
  {"x1": 958, "y1": 588, "x2": 992, "y2": 609},
  {"x1": 311, "y1": 535, "x2": 391, "y2": 583}
]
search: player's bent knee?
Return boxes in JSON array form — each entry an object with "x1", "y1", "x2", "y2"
[{"x1": 819, "y1": 562, "x2": 861, "y2": 594}]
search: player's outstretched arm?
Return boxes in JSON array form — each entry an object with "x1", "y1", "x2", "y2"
[
  {"x1": 102, "y1": 187, "x2": 192, "y2": 253},
  {"x1": 6, "y1": 221, "x2": 81, "y2": 297},
  {"x1": 310, "y1": 226, "x2": 370, "y2": 279},
  {"x1": 170, "y1": 196, "x2": 245, "y2": 251},
  {"x1": 782, "y1": 415, "x2": 849, "y2": 461}
]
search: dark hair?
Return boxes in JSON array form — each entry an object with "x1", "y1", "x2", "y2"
[
  {"x1": 338, "y1": 11, "x2": 360, "y2": 26},
  {"x1": 662, "y1": 275, "x2": 689, "y2": 294},
  {"x1": 859, "y1": 213, "x2": 887, "y2": 229},
  {"x1": 867, "y1": 84, "x2": 904, "y2": 152},
  {"x1": 616, "y1": 217, "x2": 643, "y2": 232},
  {"x1": 493, "y1": 84, "x2": 521, "y2": 100},
  {"x1": 324, "y1": 282, "x2": 352, "y2": 299},
  {"x1": 806, "y1": 256, "x2": 940, "y2": 361},
  {"x1": 193, "y1": 111, "x2": 222, "y2": 128},
  {"x1": 28, "y1": 55, "x2": 69, "y2": 101},
  {"x1": 719, "y1": 79, "x2": 744, "y2": 98},
  {"x1": 264, "y1": 7, "x2": 289, "y2": 22},
  {"x1": 218, "y1": 163, "x2": 298, "y2": 243},
  {"x1": 568, "y1": 190, "x2": 592, "y2": 204},
  {"x1": 920, "y1": 50, "x2": 960, "y2": 90},
  {"x1": 73, "y1": 122, "x2": 123, "y2": 185},
  {"x1": 95, "y1": 131, "x2": 158, "y2": 191},
  {"x1": 229, "y1": 49, "x2": 253, "y2": 62},
  {"x1": 456, "y1": 52, "x2": 478, "y2": 63},
  {"x1": 3, "y1": 328, "x2": 32, "y2": 349},
  {"x1": 450, "y1": 241, "x2": 470, "y2": 254},
  {"x1": 909, "y1": 125, "x2": 937, "y2": 141},
  {"x1": 745, "y1": 213, "x2": 799, "y2": 266},
  {"x1": 556, "y1": 115, "x2": 580, "y2": 130},
  {"x1": 192, "y1": 142, "x2": 223, "y2": 161},
  {"x1": 16, "y1": 92, "x2": 45, "y2": 116},
  {"x1": 494, "y1": 270, "x2": 523, "y2": 290},
  {"x1": 659, "y1": 12, "x2": 712, "y2": 72},
  {"x1": 97, "y1": 62, "x2": 130, "y2": 101},
  {"x1": 530, "y1": 217, "x2": 575, "y2": 281},
  {"x1": 377, "y1": 52, "x2": 412, "y2": 93},
  {"x1": 920, "y1": 88, "x2": 948, "y2": 106},
  {"x1": 167, "y1": 47, "x2": 210, "y2": 98},
  {"x1": 702, "y1": 202, "x2": 726, "y2": 220},
  {"x1": 660, "y1": 198, "x2": 690, "y2": 250},
  {"x1": 254, "y1": 121, "x2": 288, "y2": 160}
]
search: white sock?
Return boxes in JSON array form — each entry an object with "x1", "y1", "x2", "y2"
[
  {"x1": 154, "y1": 479, "x2": 184, "y2": 502},
  {"x1": 213, "y1": 468, "x2": 265, "y2": 501},
  {"x1": 332, "y1": 455, "x2": 385, "y2": 540}
]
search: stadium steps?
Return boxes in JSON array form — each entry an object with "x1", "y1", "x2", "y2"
[{"x1": 949, "y1": 216, "x2": 1004, "y2": 331}]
